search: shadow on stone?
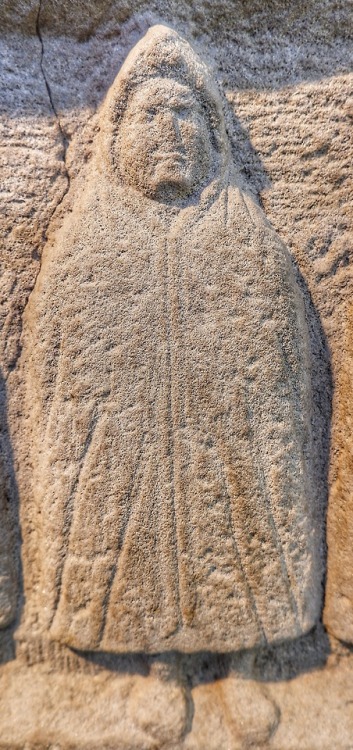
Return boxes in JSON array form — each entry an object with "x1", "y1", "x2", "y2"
[{"x1": 0, "y1": 370, "x2": 22, "y2": 664}]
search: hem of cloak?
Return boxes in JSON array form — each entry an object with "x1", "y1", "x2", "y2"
[{"x1": 49, "y1": 617, "x2": 318, "y2": 654}]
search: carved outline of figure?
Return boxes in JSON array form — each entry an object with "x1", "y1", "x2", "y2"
[
  {"x1": 0, "y1": 376, "x2": 17, "y2": 631},
  {"x1": 0, "y1": 478, "x2": 16, "y2": 629},
  {"x1": 25, "y1": 25, "x2": 322, "y2": 653}
]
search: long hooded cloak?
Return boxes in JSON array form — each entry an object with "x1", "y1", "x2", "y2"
[{"x1": 25, "y1": 25, "x2": 322, "y2": 653}]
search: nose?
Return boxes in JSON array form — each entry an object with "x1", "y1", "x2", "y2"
[{"x1": 160, "y1": 110, "x2": 182, "y2": 142}]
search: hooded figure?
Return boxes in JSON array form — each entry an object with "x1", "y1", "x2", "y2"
[{"x1": 25, "y1": 26, "x2": 322, "y2": 653}]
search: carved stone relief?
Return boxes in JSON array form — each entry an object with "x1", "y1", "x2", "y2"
[{"x1": 23, "y1": 25, "x2": 322, "y2": 655}]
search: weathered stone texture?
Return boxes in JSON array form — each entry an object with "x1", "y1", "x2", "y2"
[
  {"x1": 0, "y1": 0, "x2": 353, "y2": 746},
  {"x1": 0, "y1": 471, "x2": 17, "y2": 629},
  {"x1": 0, "y1": 653, "x2": 353, "y2": 749},
  {"x1": 22, "y1": 26, "x2": 322, "y2": 656},
  {"x1": 324, "y1": 302, "x2": 353, "y2": 642}
]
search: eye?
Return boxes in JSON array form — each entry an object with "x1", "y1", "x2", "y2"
[
  {"x1": 176, "y1": 106, "x2": 190, "y2": 119},
  {"x1": 145, "y1": 107, "x2": 157, "y2": 121}
]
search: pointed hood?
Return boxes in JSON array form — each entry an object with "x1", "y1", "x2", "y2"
[{"x1": 98, "y1": 25, "x2": 231, "y2": 188}]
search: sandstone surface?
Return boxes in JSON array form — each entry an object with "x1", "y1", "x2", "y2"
[
  {"x1": 22, "y1": 25, "x2": 322, "y2": 655},
  {"x1": 0, "y1": 0, "x2": 353, "y2": 746},
  {"x1": 324, "y1": 301, "x2": 353, "y2": 643}
]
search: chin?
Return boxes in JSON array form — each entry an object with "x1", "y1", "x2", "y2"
[{"x1": 151, "y1": 176, "x2": 193, "y2": 200}]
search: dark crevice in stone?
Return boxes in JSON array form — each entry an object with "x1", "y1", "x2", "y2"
[
  {"x1": 5, "y1": 0, "x2": 72, "y2": 380},
  {"x1": 36, "y1": 0, "x2": 71, "y2": 199}
]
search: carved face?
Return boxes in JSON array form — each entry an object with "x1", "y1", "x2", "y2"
[{"x1": 115, "y1": 77, "x2": 214, "y2": 201}]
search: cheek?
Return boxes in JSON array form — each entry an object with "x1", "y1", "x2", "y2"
[
  {"x1": 180, "y1": 123, "x2": 213, "y2": 173},
  {"x1": 118, "y1": 127, "x2": 154, "y2": 173},
  {"x1": 120, "y1": 124, "x2": 145, "y2": 155},
  {"x1": 181, "y1": 121, "x2": 211, "y2": 153}
]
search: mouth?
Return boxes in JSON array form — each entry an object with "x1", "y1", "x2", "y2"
[{"x1": 156, "y1": 151, "x2": 186, "y2": 162}]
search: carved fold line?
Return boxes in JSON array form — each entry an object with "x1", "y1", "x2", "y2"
[
  {"x1": 98, "y1": 428, "x2": 150, "y2": 645},
  {"x1": 161, "y1": 235, "x2": 183, "y2": 625},
  {"x1": 41, "y1": 328, "x2": 64, "y2": 435},
  {"x1": 164, "y1": 231, "x2": 199, "y2": 627},
  {"x1": 99, "y1": 323, "x2": 160, "y2": 644},
  {"x1": 275, "y1": 330, "x2": 307, "y2": 442},
  {"x1": 213, "y1": 427, "x2": 266, "y2": 641},
  {"x1": 175, "y1": 220, "x2": 264, "y2": 633},
  {"x1": 49, "y1": 407, "x2": 103, "y2": 627},
  {"x1": 243, "y1": 376, "x2": 301, "y2": 630},
  {"x1": 274, "y1": 330, "x2": 312, "y2": 622}
]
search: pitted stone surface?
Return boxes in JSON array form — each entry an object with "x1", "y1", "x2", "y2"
[
  {"x1": 23, "y1": 26, "x2": 321, "y2": 654},
  {"x1": 324, "y1": 302, "x2": 353, "y2": 643},
  {"x1": 0, "y1": 473, "x2": 16, "y2": 629},
  {"x1": 0, "y1": 1, "x2": 353, "y2": 746}
]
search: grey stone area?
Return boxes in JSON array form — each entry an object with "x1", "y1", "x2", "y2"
[{"x1": 0, "y1": 1, "x2": 353, "y2": 747}]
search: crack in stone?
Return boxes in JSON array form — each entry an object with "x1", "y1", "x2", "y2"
[
  {"x1": 4, "y1": 2, "x2": 72, "y2": 379},
  {"x1": 36, "y1": 0, "x2": 71, "y2": 194}
]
